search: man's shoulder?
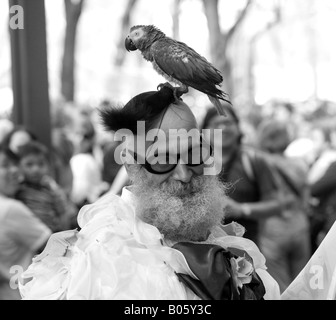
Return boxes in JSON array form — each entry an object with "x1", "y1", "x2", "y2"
[{"x1": 2, "y1": 197, "x2": 29, "y2": 212}]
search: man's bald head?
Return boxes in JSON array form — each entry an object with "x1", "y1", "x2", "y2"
[
  {"x1": 154, "y1": 100, "x2": 198, "y2": 133},
  {"x1": 100, "y1": 86, "x2": 199, "y2": 143}
]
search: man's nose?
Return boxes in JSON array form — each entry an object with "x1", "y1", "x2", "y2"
[{"x1": 171, "y1": 162, "x2": 193, "y2": 183}]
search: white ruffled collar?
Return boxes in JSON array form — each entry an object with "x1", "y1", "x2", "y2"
[
  {"x1": 119, "y1": 186, "x2": 266, "y2": 272},
  {"x1": 120, "y1": 186, "x2": 136, "y2": 208}
]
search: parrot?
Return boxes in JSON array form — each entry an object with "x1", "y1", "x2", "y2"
[{"x1": 124, "y1": 24, "x2": 231, "y2": 116}]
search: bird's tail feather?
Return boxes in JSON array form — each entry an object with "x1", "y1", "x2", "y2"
[{"x1": 208, "y1": 95, "x2": 231, "y2": 116}]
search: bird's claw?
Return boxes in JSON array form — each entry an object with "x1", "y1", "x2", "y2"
[
  {"x1": 173, "y1": 90, "x2": 182, "y2": 101},
  {"x1": 174, "y1": 85, "x2": 188, "y2": 100},
  {"x1": 157, "y1": 82, "x2": 174, "y2": 91},
  {"x1": 157, "y1": 83, "x2": 188, "y2": 101}
]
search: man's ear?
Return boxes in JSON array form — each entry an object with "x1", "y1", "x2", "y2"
[{"x1": 124, "y1": 162, "x2": 141, "y2": 178}]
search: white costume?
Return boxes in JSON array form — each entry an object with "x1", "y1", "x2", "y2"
[
  {"x1": 281, "y1": 221, "x2": 336, "y2": 300},
  {"x1": 20, "y1": 188, "x2": 280, "y2": 300}
]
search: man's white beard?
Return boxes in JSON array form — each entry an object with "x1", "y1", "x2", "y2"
[{"x1": 130, "y1": 171, "x2": 228, "y2": 242}]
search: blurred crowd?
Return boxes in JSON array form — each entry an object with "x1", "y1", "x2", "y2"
[{"x1": 1, "y1": 97, "x2": 336, "y2": 299}]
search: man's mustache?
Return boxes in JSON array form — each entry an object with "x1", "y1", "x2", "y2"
[{"x1": 161, "y1": 178, "x2": 203, "y2": 196}]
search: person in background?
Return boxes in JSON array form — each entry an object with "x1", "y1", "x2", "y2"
[
  {"x1": 51, "y1": 120, "x2": 75, "y2": 199},
  {"x1": 0, "y1": 146, "x2": 51, "y2": 300},
  {"x1": 15, "y1": 141, "x2": 70, "y2": 233},
  {"x1": 101, "y1": 139, "x2": 124, "y2": 189},
  {"x1": 1, "y1": 125, "x2": 37, "y2": 155},
  {"x1": 96, "y1": 101, "x2": 124, "y2": 190},
  {"x1": 49, "y1": 103, "x2": 78, "y2": 228},
  {"x1": 256, "y1": 119, "x2": 311, "y2": 293},
  {"x1": 307, "y1": 122, "x2": 336, "y2": 185},
  {"x1": 70, "y1": 114, "x2": 109, "y2": 210},
  {"x1": 201, "y1": 106, "x2": 290, "y2": 247},
  {"x1": 0, "y1": 119, "x2": 14, "y2": 145},
  {"x1": 309, "y1": 159, "x2": 336, "y2": 248}
]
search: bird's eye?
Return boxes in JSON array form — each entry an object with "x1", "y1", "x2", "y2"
[{"x1": 135, "y1": 32, "x2": 139, "y2": 36}]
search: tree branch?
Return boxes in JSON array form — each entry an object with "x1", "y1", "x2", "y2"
[
  {"x1": 172, "y1": 0, "x2": 182, "y2": 40},
  {"x1": 64, "y1": 0, "x2": 84, "y2": 22},
  {"x1": 114, "y1": 0, "x2": 138, "y2": 66},
  {"x1": 202, "y1": 0, "x2": 222, "y2": 64},
  {"x1": 225, "y1": 0, "x2": 253, "y2": 48}
]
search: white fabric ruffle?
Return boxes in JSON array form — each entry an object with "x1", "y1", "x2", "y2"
[
  {"x1": 281, "y1": 221, "x2": 336, "y2": 300},
  {"x1": 20, "y1": 193, "x2": 198, "y2": 300},
  {"x1": 20, "y1": 190, "x2": 280, "y2": 300}
]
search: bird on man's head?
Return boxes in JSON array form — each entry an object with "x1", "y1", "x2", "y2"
[{"x1": 125, "y1": 24, "x2": 232, "y2": 116}]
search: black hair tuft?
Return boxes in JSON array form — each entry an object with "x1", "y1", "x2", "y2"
[{"x1": 99, "y1": 86, "x2": 177, "y2": 134}]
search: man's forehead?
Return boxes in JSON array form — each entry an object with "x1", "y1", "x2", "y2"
[
  {"x1": 158, "y1": 102, "x2": 198, "y2": 133},
  {"x1": 125, "y1": 102, "x2": 202, "y2": 157},
  {"x1": 148, "y1": 102, "x2": 200, "y2": 150},
  {"x1": 147, "y1": 128, "x2": 202, "y2": 155}
]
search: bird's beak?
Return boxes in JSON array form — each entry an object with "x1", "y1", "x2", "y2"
[{"x1": 125, "y1": 36, "x2": 137, "y2": 52}]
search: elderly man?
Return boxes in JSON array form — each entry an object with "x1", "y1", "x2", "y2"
[{"x1": 19, "y1": 86, "x2": 280, "y2": 300}]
